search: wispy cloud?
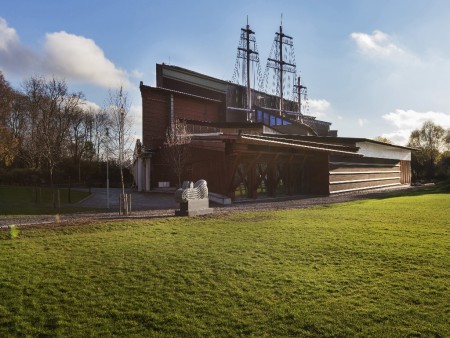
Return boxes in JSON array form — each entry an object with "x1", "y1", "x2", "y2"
[
  {"x1": 350, "y1": 30, "x2": 406, "y2": 59},
  {"x1": 129, "y1": 104, "x2": 142, "y2": 140},
  {"x1": 382, "y1": 109, "x2": 450, "y2": 145},
  {"x1": 383, "y1": 109, "x2": 450, "y2": 129},
  {"x1": 0, "y1": 17, "x2": 129, "y2": 88},
  {"x1": 130, "y1": 69, "x2": 144, "y2": 79},
  {"x1": 358, "y1": 118, "x2": 368, "y2": 127},
  {"x1": 306, "y1": 98, "x2": 330, "y2": 118},
  {"x1": 130, "y1": 104, "x2": 142, "y2": 122},
  {"x1": 350, "y1": 29, "x2": 450, "y2": 145}
]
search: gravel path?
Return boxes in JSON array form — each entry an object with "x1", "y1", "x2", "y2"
[{"x1": 0, "y1": 185, "x2": 422, "y2": 229}]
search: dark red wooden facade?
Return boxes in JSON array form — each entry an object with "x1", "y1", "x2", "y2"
[
  {"x1": 141, "y1": 85, "x2": 222, "y2": 150},
  {"x1": 138, "y1": 64, "x2": 412, "y2": 199},
  {"x1": 148, "y1": 132, "x2": 362, "y2": 198}
]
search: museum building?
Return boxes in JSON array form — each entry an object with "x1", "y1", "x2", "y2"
[{"x1": 133, "y1": 24, "x2": 412, "y2": 201}]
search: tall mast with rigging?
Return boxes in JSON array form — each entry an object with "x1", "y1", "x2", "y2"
[
  {"x1": 232, "y1": 17, "x2": 261, "y2": 121},
  {"x1": 294, "y1": 75, "x2": 307, "y2": 120},
  {"x1": 266, "y1": 19, "x2": 296, "y2": 115}
]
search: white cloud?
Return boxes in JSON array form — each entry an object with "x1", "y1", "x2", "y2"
[
  {"x1": 382, "y1": 109, "x2": 450, "y2": 145},
  {"x1": 0, "y1": 18, "x2": 39, "y2": 74},
  {"x1": 0, "y1": 17, "x2": 129, "y2": 88},
  {"x1": 44, "y1": 31, "x2": 129, "y2": 88},
  {"x1": 0, "y1": 17, "x2": 18, "y2": 51},
  {"x1": 350, "y1": 30, "x2": 407, "y2": 59},
  {"x1": 306, "y1": 98, "x2": 330, "y2": 118},
  {"x1": 130, "y1": 104, "x2": 142, "y2": 139},
  {"x1": 130, "y1": 104, "x2": 142, "y2": 121},
  {"x1": 381, "y1": 129, "x2": 413, "y2": 146},
  {"x1": 81, "y1": 99, "x2": 101, "y2": 111},
  {"x1": 383, "y1": 109, "x2": 450, "y2": 129}
]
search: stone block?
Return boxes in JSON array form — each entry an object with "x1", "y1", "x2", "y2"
[{"x1": 175, "y1": 198, "x2": 213, "y2": 217}]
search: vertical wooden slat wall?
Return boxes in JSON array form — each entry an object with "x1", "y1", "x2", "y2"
[{"x1": 400, "y1": 160, "x2": 411, "y2": 184}]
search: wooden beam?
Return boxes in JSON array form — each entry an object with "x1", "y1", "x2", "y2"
[
  {"x1": 253, "y1": 153, "x2": 279, "y2": 197},
  {"x1": 226, "y1": 154, "x2": 241, "y2": 197},
  {"x1": 229, "y1": 153, "x2": 262, "y2": 197}
]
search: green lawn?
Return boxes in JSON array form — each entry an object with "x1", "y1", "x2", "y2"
[
  {"x1": 0, "y1": 186, "x2": 91, "y2": 215},
  {"x1": 0, "y1": 189, "x2": 449, "y2": 336}
]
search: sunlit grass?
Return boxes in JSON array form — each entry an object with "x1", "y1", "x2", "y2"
[{"x1": 0, "y1": 188, "x2": 449, "y2": 336}]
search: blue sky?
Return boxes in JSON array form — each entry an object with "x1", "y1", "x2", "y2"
[{"x1": 2, "y1": 0, "x2": 450, "y2": 145}]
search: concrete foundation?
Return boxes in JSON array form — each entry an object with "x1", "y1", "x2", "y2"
[{"x1": 175, "y1": 198, "x2": 213, "y2": 216}]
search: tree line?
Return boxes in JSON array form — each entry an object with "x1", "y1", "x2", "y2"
[
  {"x1": 407, "y1": 121, "x2": 450, "y2": 181},
  {"x1": 0, "y1": 71, "x2": 133, "y2": 188}
]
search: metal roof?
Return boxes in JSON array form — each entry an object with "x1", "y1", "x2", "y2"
[
  {"x1": 191, "y1": 133, "x2": 361, "y2": 156},
  {"x1": 140, "y1": 83, "x2": 222, "y2": 103},
  {"x1": 239, "y1": 134, "x2": 362, "y2": 156},
  {"x1": 266, "y1": 135, "x2": 416, "y2": 151}
]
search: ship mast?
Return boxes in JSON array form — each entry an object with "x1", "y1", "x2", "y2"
[
  {"x1": 266, "y1": 19, "x2": 296, "y2": 115},
  {"x1": 232, "y1": 17, "x2": 261, "y2": 121},
  {"x1": 294, "y1": 75, "x2": 307, "y2": 119},
  {"x1": 241, "y1": 18, "x2": 254, "y2": 112}
]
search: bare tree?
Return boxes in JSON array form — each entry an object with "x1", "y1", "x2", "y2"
[
  {"x1": 19, "y1": 78, "x2": 43, "y2": 170},
  {"x1": 22, "y1": 76, "x2": 83, "y2": 187},
  {"x1": 67, "y1": 106, "x2": 100, "y2": 183},
  {"x1": 164, "y1": 119, "x2": 191, "y2": 187},
  {"x1": 0, "y1": 126, "x2": 18, "y2": 167},
  {"x1": 104, "y1": 87, "x2": 133, "y2": 198},
  {"x1": 68, "y1": 106, "x2": 88, "y2": 182},
  {"x1": 92, "y1": 109, "x2": 110, "y2": 162},
  {"x1": 0, "y1": 71, "x2": 19, "y2": 166},
  {"x1": 7, "y1": 91, "x2": 28, "y2": 147}
]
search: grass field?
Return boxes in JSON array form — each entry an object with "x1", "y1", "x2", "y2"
[
  {"x1": 0, "y1": 187, "x2": 449, "y2": 336},
  {"x1": 0, "y1": 186, "x2": 91, "y2": 215}
]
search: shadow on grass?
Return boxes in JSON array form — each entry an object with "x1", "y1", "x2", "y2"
[
  {"x1": 0, "y1": 203, "x2": 104, "y2": 217},
  {"x1": 0, "y1": 186, "x2": 95, "y2": 216},
  {"x1": 367, "y1": 179, "x2": 450, "y2": 201}
]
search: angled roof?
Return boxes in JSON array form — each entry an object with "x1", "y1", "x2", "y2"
[
  {"x1": 190, "y1": 133, "x2": 361, "y2": 157},
  {"x1": 140, "y1": 83, "x2": 222, "y2": 103},
  {"x1": 239, "y1": 134, "x2": 361, "y2": 156},
  {"x1": 266, "y1": 135, "x2": 415, "y2": 151},
  {"x1": 157, "y1": 63, "x2": 230, "y2": 95}
]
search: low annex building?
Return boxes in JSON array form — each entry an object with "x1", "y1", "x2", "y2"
[{"x1": 133, "y1": 63, "x2": 412, "y2": 201}]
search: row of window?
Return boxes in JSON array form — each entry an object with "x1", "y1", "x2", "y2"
[{"x1": 255, "y1": 110, "x2": 292, "y2": 126}]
